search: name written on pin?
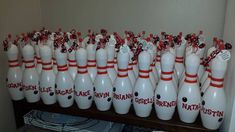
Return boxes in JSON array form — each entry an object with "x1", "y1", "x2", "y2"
[
  {"x1": 7, "y1": 82, "x2": 22, "y2": 89},
  {"x1": 75, "y1": 90, "x2": 90, "y2": 97},
  {"x1": 39, "y1": 87, "x2": 52, "y2": 93},
  {"x1": 94, "y1": 92, "x2": 109, "y2": 98},
  {"x1": 56, "y1": 88, "x2": 73, "y2": 95},
  {"x1": 182, "y1": 103, "x2": 200, "y2": 111},
  {"x1": 23, "y1": 84, "x2": 37, "y2": 91},
  {"x1": 113, "y1": 93, "x2": 132, "y2": 100},
  {"x1": 201, "y1": 106, "x2": 224, "y2": 117},
  {"x1": 156, "y1": 100, "x2": 176, "y2": 107},
  {"x1": 135, "y1": 97, "x2": 153, "y2": 105}
]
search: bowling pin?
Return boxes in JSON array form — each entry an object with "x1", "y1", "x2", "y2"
[
  {"x1": 106, "y1": 41, "x2": 117, "y2": 83},
  {"x1": 147, "y1": 43, "x2": 158, "y2": 88},
  {"x1": 55, "y1": 47, "x2": 74, "y2": 108},
  {"x1": 39, "y1": 45, "x2": 56, "y2": 105},
  {"x1": 113, "y1": 45, "x2": 132, "y2": 114},
  {"x1": 201, "y1": 63, "x2": 212, "y2": 97},
  {"x1": 75, "y1": 48, "x2": 94, "y2": 109},
  {"x1": 47, "y1": 33, "x2": 58, "y2": 74},
  {"x1": 175, "y1": 37, "x2": 186, "y2": 79},
  {"x1": 86, "y1": 44, "x2": 97, "y2": 82},
  {"x1": 197, "y1": 45, "x2": 206, "y2": 82},
  {"x1": 34, "y1": 42, "x2": 42, "y2": 74},
  {"x1": 6, "y1": 43, "x2": 24, "y2": 100},
  {"x1": 22, "y1": 44, "x2": 40, "y2": 103},
  {"x1": 201, "y1": 50, "x2": 230, "y2": 130},
  {"x1": 114, "y1": 55, "x2": 118, "y2": 72},
  {"x1": 132, "y1": 59, "x2": 138, "y2": 77},
  {"x1": 179, "y1": 45, "x2": 194, "y2": 89},
  {"x1": 200, "y1": 46, "x2": 216, "y2": 86},
  {"x1": 177, "y1": 52, "x2": 200, "y2": 123},
  {"x1": 133, "y1": 51, "x2": 154, "y2": 117},
  {"x1": 67, "y1": 47, "x2": 77, "y2": 80},
  {"x1": 155, "y1": 51, "x2": 177, "y2": 120},
  {"x1": 128, "y1": 51, "x2": 136, "y2": 86},
  {"x1": 94, "y1": 48, "x2": 113, "y2": 111},
  {"x1": 155, "y1": 53, "x2": 161, "y2": 79}
]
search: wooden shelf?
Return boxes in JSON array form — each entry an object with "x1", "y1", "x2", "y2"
[{"x1": 12, "y1": 100, "x2": 218, "y2": 132}]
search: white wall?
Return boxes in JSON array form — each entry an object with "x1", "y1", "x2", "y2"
[
  {"x1": 0, "y1": 0, "x2": 42, "y2": 131},
  {"x1": 40, "y1": 0, "x2": 226, "y2": 43},
  {"x1": 223, "y1": 0, "x2": 235, "y2": 131}
]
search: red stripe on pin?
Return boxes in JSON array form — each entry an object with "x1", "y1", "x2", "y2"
[
  {"x1": 161, "y1": 77, "x2": 172, "y2": 81},
  {"x1": 161, "y1": 71, "x2": 174, "y2": 75},
  {"x1": 184, "y1": 79, "x2": 197, "y2": 83},
  {"x1": 117, "y1": 74, "x2": 128, "y2": 78},
  {"x1": 210, "y1": 83, "x2": 223, "y2": 88}
]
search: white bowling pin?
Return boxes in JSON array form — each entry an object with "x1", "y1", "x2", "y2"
[
  {"x1": 47, "y1": 34, "x2": 58, "y2": 75},
  {"x1": 197, "y1": 46, "x2": 206, "y2": 82},
  {"x1": 86, "y1": 44, "x2": 97, "y2": 82},
  {"x1": 52, "y1": 56, "x2": 57, "y2": 74},
  {"x1": 67, "y1": 50, "x2": 77, "y2": 80},
  {"x1": 94, "y1": 48, "x2": 113, "y2": 111},
  {"x1": 148, "y1": 48, "x2": 157, "y2": 89},
  {"x1": 133, "y1": 51, "x2": 154, "y2": 117},
  {"x1": 155, "y1": 51, "x2": 177, "y2": 120},
  {"x1": 113, "y1": 46, "x2": 132, "y2": 114},
  {"x1": 201, "y1": 50, "x2": 229, "y2": 130},
  {"x1": 39, "y1": 45, "x2": 56, "y2": 105},
  {"x1": 114, "y1": 55, "x2": 118, "y2": 72},
  {"x1": 128, "y1": 51, "x2": 136, "y2": 86},
  {"x1": 55, "y1": 48, "x2": 74, "y2": 108},
  {"x1": 22, "y1": 44, "x2": 40, "y2": 103},
  {"x1": 75, "y1": 48, "x2": 94, "y2": 109},
  {"x1": 175, "y1": 38, "x2": 186, "y2": 79},
  {"x1": 34, "y1": 43, "x2": 42, "y2": 74},
  {"x1": 201, "y1": 65, "x2": 211, "y2": 97},
  {"x1": 155, "y1": 54, "x2": 161, "y2": 79},
  {"x1": 106, "y1": 43, "x2": 117, "y2": 83},
  {"x1": 6, "y1": 44, "x2": 24, "y2": 100},
  {"x1": 132, "y1": 59, "x2": 138, "y2": 77},
  {"x1": 179, "y1": 46, "x2": 194, "y2": 89},
  {"x1": 177, "y1": 53, "x2": 200, "y2": 123},
  {"x1": 200, "y1": 46, "x2": 216, "y2": 86}
]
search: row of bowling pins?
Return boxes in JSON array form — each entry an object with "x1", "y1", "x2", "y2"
[{"x1": 6, "y1": 39, "x2": 230, "y2": 130}]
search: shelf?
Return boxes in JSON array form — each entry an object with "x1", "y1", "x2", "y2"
[{"x1": 12, "y1": 100, "x2": 218, "y2": 132}]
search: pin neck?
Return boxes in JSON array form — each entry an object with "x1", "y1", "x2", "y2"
[
  {"x1": 184, "y1": 72, "x2": 197, "y2": 83},
  {"x1": 210, "y1": 76, "x2": 224, "y2": 88},
  {"x1": 139, "y1": 69, "x2": 149, "y2": 78},
  {"x1": 57, "y1": 64, "x2": 68, "y2": 72},
  {"x1": 77, "y1": 65, "x2": 88, "y2": 74},
  {"x1": 107, "y1": 60, "x2": 115, "y2": 68},
  {"x1": 161, "y1": 71, "x2": 173, "y2": 81},
  {"x1": 8, "y1": 59, "x2": 20, "y2": 67},
  {"x1": 97, "y1": 66, "x2": 107, "y2": 75},
  {"x1": 42, "y1": 61, "x2": 52, "y2": 70},
  {"x1": 68, "y1": 59, "x2": 77, "y2": 67},
  {"x1": 175, "y1": 56, "x2": 184, "y2": 63},
  {"x1": 117, "y1": 68, "x2": 128, "y2": 77},
  {"x1": 24, "y1": 60, "x2": 35, "y2": 69},
  {"x1": 87, "y1": 59, "x2": 96, "y2": 67}
]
